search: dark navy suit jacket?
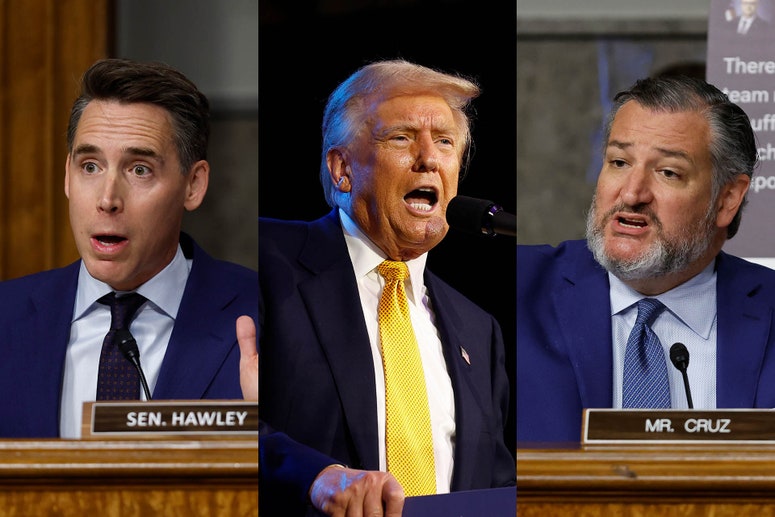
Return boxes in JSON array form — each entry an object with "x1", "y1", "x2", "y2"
[
  {"x1": 0, "y1": 232, "x2": 258, "y2": 438},
  {"x1": 517, "y1": 239, "x2": 775, "y2": 445},
  {"x1": 259, "y1": 210, "x2": 515, "y2": 516},
  {"x1": 732, "y1": 15, "x2": 770, "y2": 38}
]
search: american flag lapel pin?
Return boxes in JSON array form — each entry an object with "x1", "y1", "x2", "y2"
[{"x1": 460, "y1": 346, "x2": 471, "y2": 365}]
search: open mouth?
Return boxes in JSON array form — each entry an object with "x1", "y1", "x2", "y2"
[
  {"x1": 94, "y1": 235, "x2": 127, "y2": 245},
  {"x1": 404, "y1": 188, "x2": 438, "y2": 212},
  {"x1": 617, "y1": 215, "x2": 647, "y2": 229}
]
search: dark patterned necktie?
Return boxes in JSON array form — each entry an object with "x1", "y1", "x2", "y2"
[
  {"x1": 96, "y1": 292, "x2": 147, "y2": 400},
  {"x1": 622, "y1": 298, "x2": 671, "y2": 408}
]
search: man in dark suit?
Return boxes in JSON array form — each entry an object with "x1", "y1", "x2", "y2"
[
  {"x1": 0, "y1": 58, "x2": 258, "y2": 438},
  {"x1": 726, "y1": 0, "x2": 770, "y2": 37},
  {"x1": 517, "y1": 75, "x2": 775, "y2": 445},
  {"x1": 258, "y1": 59, "x2": 515, "y2": 516}
]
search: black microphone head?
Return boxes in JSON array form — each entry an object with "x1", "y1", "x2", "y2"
[
  {"x1": 669, "y1": 342, "x2": 690, "y2": 371},
  {"x1": 115, "y1": 328, "x2": 140, "y2": 362},
  {"x1": 446, "y1": 195, "x2": 501, "y2": 236}
]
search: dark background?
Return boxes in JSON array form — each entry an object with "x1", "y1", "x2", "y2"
[{"x1": 259, "y1": 0, "x2": 516, "y2": 457}]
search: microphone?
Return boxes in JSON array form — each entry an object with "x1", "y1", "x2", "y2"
[
  {"x1": 446, "y1": 195, "x2": 516, "y2": 237},
  {"x1": 669, "y1": 342, "x2": 693, "y2": 409},
  {"x1": 115, "y1": 328, "x2": 153, "y2": 401}
]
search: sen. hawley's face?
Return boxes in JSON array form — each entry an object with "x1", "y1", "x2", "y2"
[{"x1": 65, "y1": 99, "x2": 208, "y2": 291}]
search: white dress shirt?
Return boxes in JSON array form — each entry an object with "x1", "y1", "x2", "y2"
[
  {"x1": 59, "y1": 245, "x2": 192, "y2": 438},
  {"x1": 339, "y1": 209, "x2": 455, "y2": 493}
]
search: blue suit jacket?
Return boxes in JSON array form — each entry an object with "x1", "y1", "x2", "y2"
[
  {"x1": 517, "y1": 239, "x2": 775, "y2": 445},
  {"x1": 258, "y1": 210, "x2": 515, "y2": 515},
  {"x1": 0, "y1": 232, "x2": 258, "y2": 438}
]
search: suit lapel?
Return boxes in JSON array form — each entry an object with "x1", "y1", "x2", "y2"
[
  {"x1": 23, "y1": 263, "x2": 80, "y2": 433},
  {"x1": 297, "y1": 213, "x2": 380, "y2": 469},
  {"x1": 554, "y1": 247, "x2": 614, "y2": 409},
  {"x1": 153, "y1": 244, "x2": 242, "y2": 399},
  {"x1": 425, "y1": 273, "x2": 481, "y2": 490},
  {"x1": 716, "y1": 253, "x2": 772, "y2": 407}
]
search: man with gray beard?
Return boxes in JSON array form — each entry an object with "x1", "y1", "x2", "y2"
[{"x1": 517, "y1": 75, "x2": 775, "y2": 444}]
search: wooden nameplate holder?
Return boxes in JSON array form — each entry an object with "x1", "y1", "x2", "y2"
[
  {"x1": 582, "y1": 408, "x2": 775, "y2": 445},
  {"x1": 81, "y1": 400, "x2": 258, "y2": 439}
]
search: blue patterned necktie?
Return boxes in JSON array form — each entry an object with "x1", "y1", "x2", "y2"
[
  {"x1": 622, "y1": 298, "x2": 671, "y2": 408},
  {"x1": 96, "y1": 292, "x2": 147, "y2": 400}
]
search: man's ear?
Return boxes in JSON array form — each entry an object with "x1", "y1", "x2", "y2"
[
  {"x1": 716, "y1": 173, "x2": 750, "y2": 228},
  {"x1": 326, "y1": 148, "x2": 351, "y2": 192},
  {"x1": 184, "y1": 160, "x2": 210, "y2": 211}
]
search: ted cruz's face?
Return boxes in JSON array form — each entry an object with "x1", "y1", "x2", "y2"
[{"x1": 586, "y1": 100, "x2": 733, "y2": 292}]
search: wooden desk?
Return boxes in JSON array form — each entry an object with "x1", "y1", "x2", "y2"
[
  {"x1": 0, "y1": 438, "x2": 258, "y2": 516},
  {"x1": 517, "y1": 444, "x2": 775, "y2": 516}
]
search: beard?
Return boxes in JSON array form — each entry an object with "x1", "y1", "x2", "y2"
[{"x1": 585, "y1": 196, "x2": 718, "y2": 281}]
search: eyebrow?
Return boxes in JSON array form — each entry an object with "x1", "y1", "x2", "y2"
[
  {"x1": 72, "y1": 144, "x2": 100, "y2": 157},
  {"x1": 72, "y1": 144, "x2": 163, "y2": 162},
  {"x1": 607, "y1": 140, "x2": 691, "y2": 161}
]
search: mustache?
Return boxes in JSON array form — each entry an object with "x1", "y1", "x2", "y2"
[{"x1": 601, "y1": 203, "x2": 662, "y2": 229}]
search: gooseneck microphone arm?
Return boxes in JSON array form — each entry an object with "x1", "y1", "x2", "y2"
[
  {"x1": 669, "y1": 342, "x2": 693, "y2": 409},
  {"x1": 115, "y1": 328, "x2": 153, "y2": 401}
]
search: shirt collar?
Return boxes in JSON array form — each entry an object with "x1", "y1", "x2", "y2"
[
  {"x1": 73, "y1": 244, "x2": 192, "y2": 321},
  {"x1": 339, "y1": 208, "x2": 427, "y2": 301},
  {"x1": 609, "y1": 259, "x2": 717, "y2": 339}
]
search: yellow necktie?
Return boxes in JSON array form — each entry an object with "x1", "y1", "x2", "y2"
[{"x1": 376, "y1": 260, "x2": 436, "y2": 496}]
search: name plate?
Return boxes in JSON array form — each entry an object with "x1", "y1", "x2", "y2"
[
  {"x1": 583, "y1": 408, "x2": 775, "y2": 445},
  {"x1": 82, "y1": 400, "x2": 258, "y2": 439}
]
